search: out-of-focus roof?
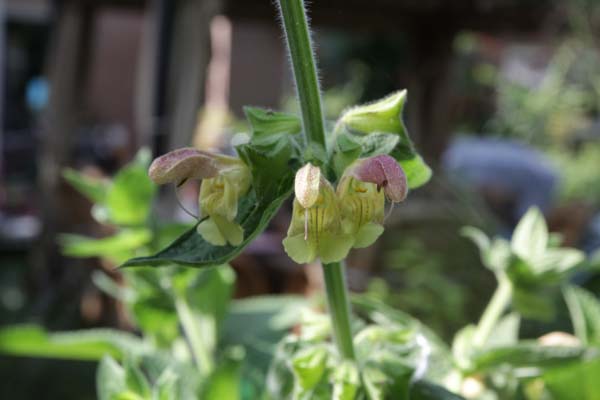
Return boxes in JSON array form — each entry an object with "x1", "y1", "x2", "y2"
[{"x1": 224, "y1": 0, "x2": 556, "y2": 33}]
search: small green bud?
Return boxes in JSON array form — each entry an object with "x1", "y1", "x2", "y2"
[{"x1": 340, "y1": 90, "x2": 406, "y2": 135}]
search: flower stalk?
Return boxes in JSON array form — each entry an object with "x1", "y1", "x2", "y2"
[{"x1": 277, "y1": 0, "x2": 356, "y2": 359}]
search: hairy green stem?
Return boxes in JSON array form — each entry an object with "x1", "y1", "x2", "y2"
[
  {"x1": 277, "y1": 0, "x2": 356, "y2": 359},
  {"x1": 472, "y1": 275, "x2": 513, "y2": 348},
  {"x1": 322, "y1": 261, "x2": 356, "y2": 359},
  {"x1": 277, "y1": 0, "x2": 326, "y2": 156}
]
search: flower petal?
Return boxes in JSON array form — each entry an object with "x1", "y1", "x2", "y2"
[
  {"x1": 350, "y1": 155, "x2": 408, "y2": 202},
  {"x1": 148, "y1": 147, "x2": 219, "y2": 185},
  {"x1": 283, "y1": 234, "x2": 317, "y2": 264}
]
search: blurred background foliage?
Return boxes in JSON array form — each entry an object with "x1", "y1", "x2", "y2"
[{"x1": 2, "y1": 0, "x2": 600, "y2": 398}]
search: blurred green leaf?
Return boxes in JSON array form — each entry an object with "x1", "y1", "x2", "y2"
[
  {"x1": 471, "y1": 342, "x2": 587, "y2": 372},
  {"x1": 201, "y1": 348, "x2": 244, "y2": 400},
  {"x1": 331, "y1": 361, "x2": 359, "y2": 400},
  {"x1": 63, "y1": 167, "x2": 109, "y2": 203},
  {"x1": 452, "y1": 325, "x2": 476, "y2": 370},
  {"x1": 106, "y1": 151, "x2": 156, "y2": 226},
  {"x1": 291, "y1": 346, "x2": 328, "y2": 391},
  {"x1": 97, "y1": 356, "x2": 127, "y2": 400},
  {"x1": 409, "y1": 381, "x2": 465, "y2": 400},
  {"x1": 124, "y1": 357, "x2": 152, "y2": 399},
  {"x1": 511, "y1": 207, "x2": 548, "y2": 262},
  {"x1": 153, "y1": 368, "x2": 178, "y2": 400},
  {"x1": 0, "y1": 325, "x2": 149, "y2": 361},
  {"x1": 486, "y1": 313, "x2": 520, "y2": 348},
  {"x1": 543, "y1": 357, "x2": 600, "y2": 400},
  {"x1": 59, "y1": 229, "x2": 152, "y2": 262},
  {"x1": 564, "y1": 285, "x2": 600, "y2": 345}
]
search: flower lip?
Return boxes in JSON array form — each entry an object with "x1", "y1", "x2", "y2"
[
  {"x1": 349, "y1": 154, "x2": 408, "y2": 203},
  {"x1": 148, "y1": 147, "x2": 220, "y2": 185}
]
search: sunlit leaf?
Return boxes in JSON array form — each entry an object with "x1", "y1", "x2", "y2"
[{"x1": 0, "y1": 325, "x2": 149, "y2": 361}]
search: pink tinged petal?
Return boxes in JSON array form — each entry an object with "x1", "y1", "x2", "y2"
[
  {"x1": 351, "y1": 154, "x2": 408, "y2": 203},
  {"x1": 148, "y1": 147, "x2": 220, "y2": 185},
  {"x1": 295, "y1": 163, "x2": 321, "y2": 208}
]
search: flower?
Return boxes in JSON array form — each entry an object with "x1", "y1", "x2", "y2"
[
  {"x1": 282, "y1": 164, "x2": 353, "y2": 264},
  {"x1": 337, "y1": 155, "x2": 408, "y2": 248},
  {"x1": 148, "y1": 147, "x2": 251, "y2": 246}
]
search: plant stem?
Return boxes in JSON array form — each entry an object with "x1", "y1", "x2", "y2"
[
  {"x1": 277, "y1": 0, "x2": 326, "y2": 155},
  {"x1": 277, "y1": 0, "x2": 356, "y2": 359},
  {"x1": 322, "y1": 261, "x2": 356, "y2": 359},
  {"x1": 472, "y1": 275, "x2": 513, "y2": 348},
  {"x1": 175, "y1": 296, "x2": 213, "y2": 376}
]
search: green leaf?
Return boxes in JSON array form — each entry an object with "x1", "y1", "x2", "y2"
[
  {"x1": 461, "y1": 227, "x2": 511, "y2": 271},
  {"x1": 244, "y1": 106, "x2": 301, "y2": 142},
  {"x1": 512, "y1": 285, "x2": 557, "y2": 321},
  {"x1": 331, "y1": 361, "x2": 359, "y2": 400},
  {"x1": 59, "y1": 229, "x2": 152, "y2": 262},
  {"x1": 452, "y1": 325, "x2": 476, "y2": 370},
  {"x1": 201, "y1": 348, "x2": 244, "y2": 400},
  {"x1": 124, "y1": 357, "x2": 152, "y2": 398},
  {"x1": 470, "y1": 342, "x2": 587, "y2": 372},
  {"x1": 511, "y1": 207, "x2": 548, "y2": 262},
  {"x1": 564, "y1": 285, "x2": 600, "y2": 345},
  {"x1": 236, "y1": 139, "x2": 296, "y2": 201},
  {"x1": 63, "y1": 168, "x2": 109, "y2": 203},
  {"x1": 486, "y1": 313, "x2": 520, "y2": 348},
  {"x1": 337, "y1": 90, "x2": 431, "y2": 188},
  {"x1": 153, "y1": 368, "x2": 178, "y2": 400},
  {"x1": 0, "y1": 325, "x2": 149, "y2": 361},
  {"x1": 291, "y1": 346, "x2": 328, "y2": 391},
  {"x1": 106, "y1": 151, "x2": 156, "y2": 226},
  {"x1": 543, "y1": 357, "x2": 600, "y2": 400},
  {"x1": 533, "y1": 248, "x2": 585, "y2": 275},
  {"x1": 97, "y1": 356, "x2": 127, "y2": 400},
  {"x1": 123, "y1": 181, "x2": 293, "y2": 267},
  {"x1": 409, "y1": 380, "x2": 465, "y2": 400}
]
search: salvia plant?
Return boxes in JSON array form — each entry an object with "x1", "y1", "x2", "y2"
[{"x1": 2, "y1": 1, "x2": 600, "y2": 399}]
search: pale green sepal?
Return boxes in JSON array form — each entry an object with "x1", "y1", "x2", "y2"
[
  {"x1": 399, "y1": 154, "x2": 432, "y2": 189},
  {"x1": 353, "y1": 223, "x2": 384, "y2": 249},
  {"x1": 197, "y1": 219, "x2": 227, "y2": 246}
]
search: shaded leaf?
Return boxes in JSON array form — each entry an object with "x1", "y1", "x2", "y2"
[{"x1": 63, "y1": 168, "x2": 108, "y2": 203}]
